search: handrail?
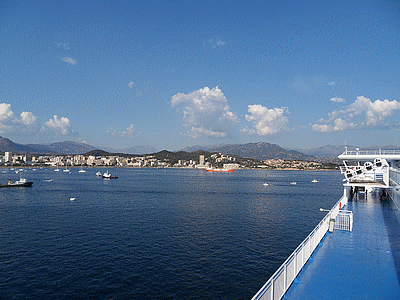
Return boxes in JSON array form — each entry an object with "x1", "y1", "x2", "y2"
[
  {"x1": 252, "y1": 196, "x2": 347, "y2": 300},
  {"x1": 339, "y1": 150, "x2": 400, "y2": 156}
]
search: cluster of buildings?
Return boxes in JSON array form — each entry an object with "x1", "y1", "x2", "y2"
[
  {"x1": 0, "y1": 151, "x2": 335, "y2": 170},
  {"x1": 259, "y1": 159, "x2": 325, "y2": 170},
  {"x1": 0, "y1": 152, "x2": 240, "y2": 169}
]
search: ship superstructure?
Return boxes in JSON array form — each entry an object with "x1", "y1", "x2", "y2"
[{"x1": 338, "y1": 147, "x2": 400, "y2": 215}]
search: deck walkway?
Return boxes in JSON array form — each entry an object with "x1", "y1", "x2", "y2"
[{"x1": 284, "y1": 195, "x2": 400, "y2": 299}]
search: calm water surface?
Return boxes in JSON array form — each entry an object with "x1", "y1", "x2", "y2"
[{"x1": 0, "y1": 168, "x2": 343, "y2": 299}]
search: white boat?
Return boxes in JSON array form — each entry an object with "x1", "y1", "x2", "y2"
[
  {"x1": 312, "y1": 179, "x2": 319, "y2": 183},
  {"x1": 78, "y1": 168, "x2": 86, "y2": 173},
  {"x1": 96, "y1": 171, "x2": 102, "y2": 177},
  {"x1": 63, "y1": 167, "x2": 70, "y2": 172},
  {"x1": 102, "y1": 171, "x2": 118, "y2": 179},
  {"x1": 290, "y1": 182, "x2": 297, "y2": 185},
  {"x1": 54, "y1": 164, "x2": 60, "y2": 172}
]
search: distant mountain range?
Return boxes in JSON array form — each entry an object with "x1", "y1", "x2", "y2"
[
  {"x1": 0, "y1": 136, "x2": 96, "y2": 155},
  {"x1": 102, "y1": 145, "x2": 159, "y2": 155},
  {"x1": 1, "y1": 136, "x2": 399, "y2": 161},
  {"x1": 183, "y1": 142, "x2": 315, "y2": 160}
]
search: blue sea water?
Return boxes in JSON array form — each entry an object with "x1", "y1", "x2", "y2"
[{"x1": 0, "y1": 168, "x2": 343, "y2": 299}]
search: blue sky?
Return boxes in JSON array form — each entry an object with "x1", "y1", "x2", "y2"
[{"x1": 1, "y1": 0, "x2": 399, "y2": 151}]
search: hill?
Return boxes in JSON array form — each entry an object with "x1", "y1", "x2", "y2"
[
  {"x1": 183, "y1": 142, "x2": 314, "y2": 161},
  {"x1": 0, "y1": 136, "x2": 96, "y2": 154},
  {"x1": 0, "y1": 136, "x2": 33, "y2": 153}
]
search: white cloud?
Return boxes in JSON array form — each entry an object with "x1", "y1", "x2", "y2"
[
  {"x1": 312, "y1": 96, "x2": 400, "y2": 132},
  {"x1": 0, "y1": 103, "x2": 15, "y2": 122},
  {"x1": 311, "y1": 123, "x2": 332, "y2": 133},
  {"x1": 128, "y1": 82, "x2": 135, "y2": 89},
  {"x1": 44, "y1": 115, "x2": 71, "y2": 135},
  {"x1": 56, "y1": 42, "x2": 70, "y2": 50},
  {"x1": 366, "y1": 98, "x2": 400, "y2": 126},
  {"x1": 0, "y1": 103, "x2": 76, "y2": 139},
  {"x1": 20, "y1": 111, "x2": 37, "y2": 126},
  {"x1": 330, "y1": 97, "x2": 345, "y2": 103},
  {"x1": 208, "y1": 39, "x2": 227, "y2": 48},
  {"x1": 0, "y1": 103, "x2": 38, "y2": 134},
  {"x1": 171, "y1": 86, "x2": 237, "y2": 139},
  {"x1": 107, "y1": 124, "x2": 137, "y2": 138},
  {"x1": 243, "y1": 104, "x2": 289, "y2": 136},
  {"x1": 188, "y1": 126, "x2": 227, "y2": 139},
  {"x1": 60, "y1": 57, "x2": 77, "y2": 66}
]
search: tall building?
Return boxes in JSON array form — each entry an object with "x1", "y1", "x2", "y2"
[
  {"x1": 5, "y1": 152, "x2": 12, "y2": 162},
  {"x1": 199, "y1": 155, "x2": 205, "y2": 165}
]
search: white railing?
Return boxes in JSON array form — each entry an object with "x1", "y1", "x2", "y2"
[
  {"x1": 252, "y1": 196, "x2": 347, "y2": 300},
  {"x1": 340, "y1": 149, "x2": 400, "y2": 156},
  {"x1": 334, "y1": 210, "x2": 353, "y2": 231}
]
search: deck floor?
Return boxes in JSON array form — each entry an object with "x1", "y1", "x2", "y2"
[{"x1": 284, "y1": 195, "x2": 400, "y2": 299}]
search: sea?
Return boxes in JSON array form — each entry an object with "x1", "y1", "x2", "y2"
[{"x1": 0, "y1": 168, "x2": 343, "y2": 300}]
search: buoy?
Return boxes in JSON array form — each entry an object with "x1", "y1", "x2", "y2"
[{"x1": 339, "y1": 202, "x2": 342, "y2": 210}]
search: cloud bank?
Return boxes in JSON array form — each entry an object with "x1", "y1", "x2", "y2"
[
  {"x1": 0, "y1": 103, "x2": 72, "y2": 137},
  {"x1": 107, "y1": 124, "x2": 136, "y2": 138},
  {"x1": 312, "y1": 96, "x2": 400, "y2": 132},
  {"x1": 241, "y1": 104, "x2": 289, "y2": 136},
  {"x1": 171, "y1": 86, "x2": 237, "y2": 139},
  {"x1": 0, "y1": 103, "x2": 38, "y2": 134},
  {"x1": 44, "y1": 115, "x2": 71, "y2": 135}
]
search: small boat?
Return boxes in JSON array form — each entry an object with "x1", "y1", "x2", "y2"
[
  {"x1": 43, "y1": 179, "x2": 54, "y2": 183},
  {"x1": 290, "y1": 182, "x2": 297, "y2": 185},
  {"x1": 205, "y1": 168, "x2": 234, "y2": 172},
  {"x1": 263, "y1": 183, "x2": 269, "y2": 186},
  {"x1": 78, "y1": 164, "x2": 86, "y2": 173},
  {"x1": 63, "y1": 167, "x2": 70, "y2": 172},
  {"x1": 312, "y1": 179, "x2": 319, "y2": 183},
  {"x1": 70, "y1": 197, "x2": 76, "y2": 201},
  {"x1": 0, "y1": 177, "x2": 33, "y2": 188},
  {"x1": 102, "y1": 171, "x2": 118, "y2": 179},
  {"x1": 96, "y1": 171, "x2": 102, "y2": 177},
  {"x1": 54, "y1": 165, "x2": 60, "y2": 172}
]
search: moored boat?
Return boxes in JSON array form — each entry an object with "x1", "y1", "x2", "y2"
[
  {"x1": 102, "y1": 171, "x2": 118, "y2": 179},
  {"x1": 205, "y1": 168, "x2": 234, "y2": 172},
  {"x1": 0, "y1": 177, "x2": 33, "y2": 188}
]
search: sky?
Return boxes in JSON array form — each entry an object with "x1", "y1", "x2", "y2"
[{"x1": 1, "y1": 0, "x2": 400, "y2": 152}]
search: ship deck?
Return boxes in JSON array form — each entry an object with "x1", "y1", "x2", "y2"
[{"x1": 284, "y1": 194, "x2": 400, "y2": 299}]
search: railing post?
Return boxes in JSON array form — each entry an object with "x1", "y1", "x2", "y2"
[
  {"x1": 284, "y1": 264, "x2": 287, "y2": 298},
  {"x1": 271, "y1": 280, "x2": 274, "y2": 300}
]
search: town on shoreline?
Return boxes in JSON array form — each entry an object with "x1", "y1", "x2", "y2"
[{"x1": 1, "y1": 151, "x2": 340, "y2": 171}]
